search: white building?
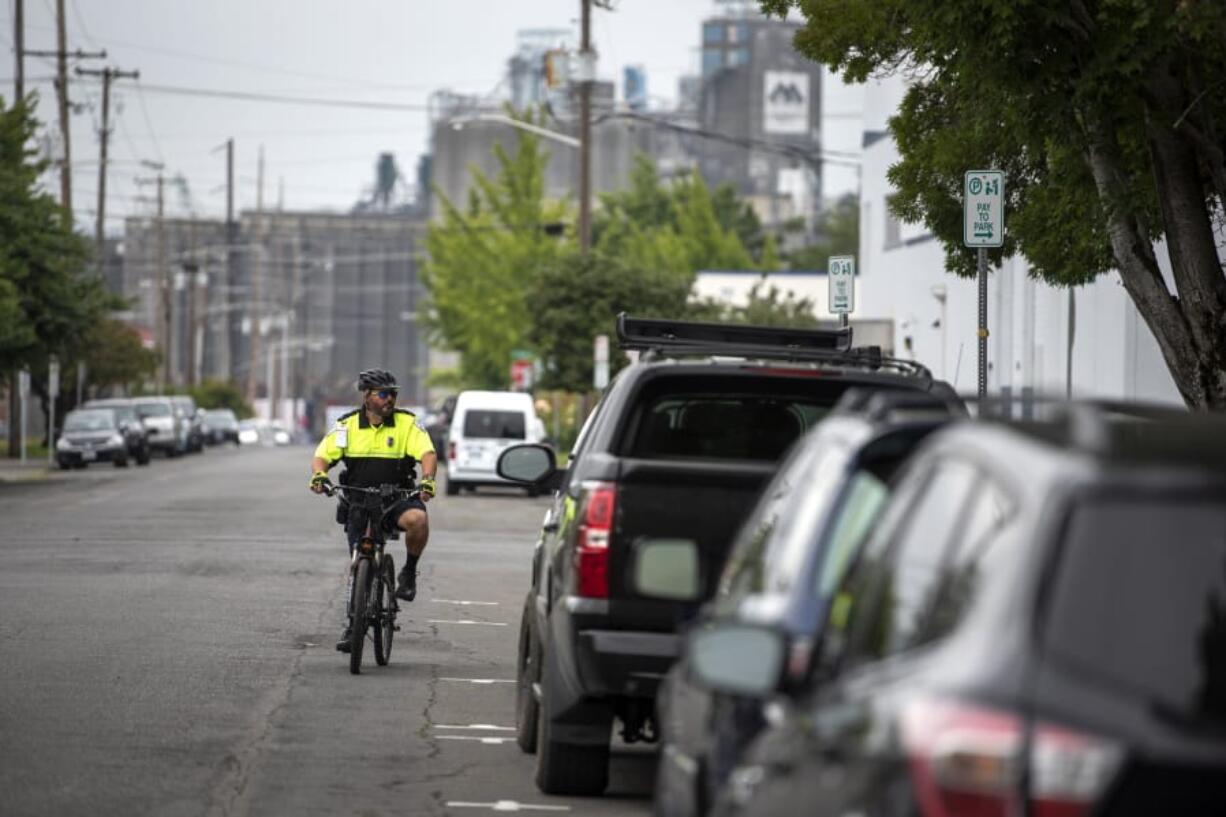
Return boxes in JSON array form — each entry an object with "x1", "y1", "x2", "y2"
[{"x1": 856, "y1": 75, "x2": 1182, "y2": 404}]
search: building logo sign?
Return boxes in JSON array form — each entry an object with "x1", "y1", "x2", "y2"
[{"x1": 764, "y1": 71, "x2": 810, "y2": 135}]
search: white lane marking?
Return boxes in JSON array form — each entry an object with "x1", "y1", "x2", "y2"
[
  {"x1": 427, "y1": 619, "x2": 507, "y2": 627},
  {"x1": 437, "y1": 735, "x2": 516, "y2": 745},
  {"x1": 435, "y1": 724, "x2": 516, "y2": 731},
  {"x1": 439, "y1": 677, "x2": 515, "y2": 685},
  {"x1": 432, "y1": 599, "x2": 499, "y2": 606},
  {"x1": 446, "y1": 802, "x2": 570, "y2": 813}
]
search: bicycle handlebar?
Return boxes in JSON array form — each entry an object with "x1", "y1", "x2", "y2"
[{"x1": 320, "y1": 482, "x2": 422, "y2": 501}]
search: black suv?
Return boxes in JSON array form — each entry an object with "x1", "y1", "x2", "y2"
[
  {"x1": 649, "y1": 389, "x2": 963, "y2": 817},
  {"x1": 710, "y1": 404, "x2": 1226, "y2": 817},
  {"x1": 496, "y1": 315, "x2": 957, "y2": 796}
]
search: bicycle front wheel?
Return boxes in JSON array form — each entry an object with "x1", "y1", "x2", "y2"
[
  {"x1": 350, "y1": 558, "x2": 372, "y2": 675},
  {"x1": 374, "y1": 556, "x2": 395, "y2": 666}
]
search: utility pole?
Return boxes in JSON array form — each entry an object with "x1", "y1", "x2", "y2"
[
  {"x1": 257, "y1": 144, "x2": 265, "y2": 212},
  {"x1": 55, "y1": 0, "x2": 70, "y2": 215},
  {"x1": 137, "y1": 164, "x2": 168, "y2": 385},
  {"x1": 77, "y1": 65, "x2": 138, "y2": 271},
  {"x1": 578, "y1": 0, "x2": 594, "y2": 253},
  {"x1": 211, "y1": 138, "x2": 235, "y2": 379},
  {"x1": 13, "y1": 0, "x2": 23, "y2": 102}
]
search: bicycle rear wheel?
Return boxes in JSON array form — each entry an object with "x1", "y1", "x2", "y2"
[
  {"x1": 374, "y1": 556, "x2": 395, "y2": 666},
  {"x1": 350, "y1": 557, "x2": 372, "y2": 675}
]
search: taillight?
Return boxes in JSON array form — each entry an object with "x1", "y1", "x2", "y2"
[
  {"x1": 901, "y1": 697, "x2": 1120, "y2": 817},
  {"x1": 447, "y1": 441, "x2": 456, "y2": 462},
  {"x1": 574, "y1": 481, "x2": 616, "y2": 598}
]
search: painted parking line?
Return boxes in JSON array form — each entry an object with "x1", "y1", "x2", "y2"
[
  {"x1": 435, "y1": 724, "x2": 516, "y2": 731},
  {"x1": 445, "y1": 802, "x2": 570, "y2": 813},
  {"x1": 432, "y1": 599, "x2": 500, "y2": 606},
  {"x1": 427, "y1": 619, "x2": 508, "y2": 627},
  {"x1": 439, "y1": 677, "x2": 515, "y2": 685},
  {"x1": 437, "y1": 735, "x2": 517, "y2": 745}
]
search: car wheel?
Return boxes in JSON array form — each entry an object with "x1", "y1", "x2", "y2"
[
  {"x1": 113, "y1": 456, "x2": 129, "y2": 468},
  {"x1": 446, "y1": 479, "x2": 461, "y2": 497},
  {"x1": 57, "y1": 458, "x2": 72, "y2": 471},
  {"x1": 137, "y1": 447, "x2": 151, "y2": 466},
  {"x1": 515, "y1": 599, "x2": 542, "y2": 753}
]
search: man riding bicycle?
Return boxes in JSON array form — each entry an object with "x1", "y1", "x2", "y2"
[{"x1": 309, "y1": 368, "x2": 437, "y2": 652}]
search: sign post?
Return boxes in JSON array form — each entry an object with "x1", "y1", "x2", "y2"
[
  {"x1": 964, "y1": 171, "x2": 1004, "y2": 400},
  {"x1": 47, "y1": 357, "x2": 59, "y2": 465},
  {"x1": 17, "y1": 368, "x2": 29, "y2": 464},
  {"x1": 828, "y1": 255, "x2": 855, "y2": 329}
]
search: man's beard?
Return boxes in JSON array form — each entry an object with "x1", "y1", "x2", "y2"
[{"x1": 366, "y1": 398, "x2": 394, "y2": 419}]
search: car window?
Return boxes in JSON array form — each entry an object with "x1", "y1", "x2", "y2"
[
  {"x1": 815, "y1": 469, "x2": 891, "y2": 599},
  {"x1": 625, "y1": 392, "x2": 818, "y2": 462},
  {"x1": 462, "y1": 410, "x2": 525, "y2": 440},
  {"x1": 715, "y1": 438, "x2": 841, "y2": 605},
  {"x1": 919, "y1": 479, "x2": 1012, "y2": 645},
  {"x1": 839, "y1": 458, "x2": 980, "y2": 665},
  {"x1": 136, "y1": 403, "x2": 170, "y2": 417},
  {"x1": 1045, "y1": 495, "x2": 1226, "y2": 724},
  {"x1": 64, "y1": 410, "x2": 116, "y2": 432}
]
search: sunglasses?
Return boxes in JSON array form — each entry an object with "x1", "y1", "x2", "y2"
[{"x1": 370, "y1": 389, "x2": 397, "y2": 400}]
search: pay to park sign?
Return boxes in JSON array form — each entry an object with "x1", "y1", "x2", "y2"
[{"x1": 964, "y1": 170, "x2": 1005, "y2": 248}]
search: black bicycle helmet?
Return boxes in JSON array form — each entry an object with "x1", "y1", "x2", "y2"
[{"x1": 356, "y1": 368, "x2": 399, "y2": 392}]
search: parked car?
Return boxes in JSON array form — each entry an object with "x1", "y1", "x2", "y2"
[
  {"x1": 201, "y1": 409, "x2": 240, "y2": 446},
  {"x1": 237, "y1": 419, "x2": 262, "y2": 446},
  {"x1": 446, "y1": 390, "x2": 547, "y2": 496},
  {"x1": 495, "y1": 314, "x2": 957, "y2": 796},
  {"x1": 170, "y1": 395, "x2": 205, "y2": 453},
  {"x1": 706, "y1": 404, "x2": 1226, "y2": 817},
  {"x1": 131, "y1": 396, "x2": 187, "y2": 457},
  {"x1": 650, "y1": 389, "x2": 964, "y2": 817},
  {"x1": 55, "y1": 407, "x2": 147, "y2": 468},
  {"x1": 81, "y1": 398, "x2": 153, "y2": 466}
]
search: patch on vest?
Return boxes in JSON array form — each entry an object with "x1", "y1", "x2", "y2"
[{"x1": 387, "y1": 436, "x2": 395, "y2": 448}]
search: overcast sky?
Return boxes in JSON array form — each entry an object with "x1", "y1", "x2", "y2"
[{"x1": 4, "y1": 0, "x2": 863, "y2": 231}]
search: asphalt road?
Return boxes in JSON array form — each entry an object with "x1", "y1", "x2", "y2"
[{"x1": 0, "y1": 445, "x2": 654, "y2": 817}]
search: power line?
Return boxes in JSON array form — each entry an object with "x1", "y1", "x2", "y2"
[{"x1": 128, "y1": 81, "x2": 433, "y2": 112}]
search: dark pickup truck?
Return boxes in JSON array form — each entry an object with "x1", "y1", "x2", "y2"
[{"x1": 496, "y1": 315, "x2": 957, "y2": 796}]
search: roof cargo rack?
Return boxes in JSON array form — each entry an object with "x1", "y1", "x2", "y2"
[
  {"x1": 615, "y1": 313, "x2": 933, "y2": 379},
  {"x1": 617, "y1": 313, "x2": 852, "y2": 354}
]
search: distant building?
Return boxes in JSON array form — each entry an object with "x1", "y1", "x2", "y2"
[
  {"x1": 121, "y1": 210, "x2": 430, "y2": 429},
  {"x1": 695, "y1": 11, "x2": 823, "y2": 230}
]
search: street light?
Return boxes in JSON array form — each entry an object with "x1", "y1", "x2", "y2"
[{"x1": 449, "y1": 113, "x2": 580, "y2": 149}]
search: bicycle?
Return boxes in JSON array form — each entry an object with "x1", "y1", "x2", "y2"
[{"x1": 321, "y1": 482, "x2": 418, "y2": 675}]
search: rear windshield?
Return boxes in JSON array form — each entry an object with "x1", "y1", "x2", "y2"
[
  {"x1": 1046, "y1": 496, "x2": 1226, "y2": 724},
  {"x1": 64, "y1": 410, "x2": 116, "y2": 432},
  {"x1": 462, "y1": 410, "x2": 526, "y2": 440},
  {"x1": 624, "y1": 392, "x2": 827, "y2": 461},
  {"x1": 135, "y1": 403, "x2": 171, "y2": 418}
]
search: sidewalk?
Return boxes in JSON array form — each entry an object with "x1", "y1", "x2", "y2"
[{"x1": 0, "y1": 458, "x2": 56, "y2": 484}]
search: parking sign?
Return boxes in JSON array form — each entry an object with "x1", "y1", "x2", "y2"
[
  {"x1": 964, "y1": 170, "x2": 1005, "y2": 248},
  {"x1": 828, "y1": 256, "x2": 855, "y2": 314}
]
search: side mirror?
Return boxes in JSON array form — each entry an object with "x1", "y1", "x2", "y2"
[
  {"x1": 497, "y1": 443, "x2": 559, "y2": 486},
  {"x1": 687, "y1": 623, "x2": 787, "y2": 698},
  {"x1": 631, "y1": 538, "x2": 701, "y2": 602}
]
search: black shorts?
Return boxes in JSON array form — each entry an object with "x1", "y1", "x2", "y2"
[{"x1": 345, "y1": 495, "x2": 426, "y2": 548}]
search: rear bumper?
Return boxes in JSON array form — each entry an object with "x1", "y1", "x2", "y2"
[
  {"x1": 574, "y1": 628, "x2": 679, "y2": 699},
  {"x1": 57, "y1": 445, "x2": 125, "y2": 465}
]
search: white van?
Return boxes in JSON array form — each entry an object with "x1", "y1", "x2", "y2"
[{"x1": 445, "y1": 390, "x2": 546, "y2": 496}]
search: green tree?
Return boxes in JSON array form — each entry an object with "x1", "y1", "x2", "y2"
[
  {"x1": 1, "y1": 97, "x2": 123, "y2": 446},
  {"x1": 78, "y1": 318, "x2": 159, "y2": 395},
  {"x1": 762, "y1": 0, "x2": 1226, "y2": 409},
  {"x1": 187, "y1": 378, "x2": 254, "y2": 419},
  {"x1": 528, "y1": 249, "x2": 694, "y2": 391},
  {"x1": 786, "y1": 193, "x2": 859, "y2": 270},
  {"x1": 422, "y1": 121, "x2": 570, "y2": 388}
]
